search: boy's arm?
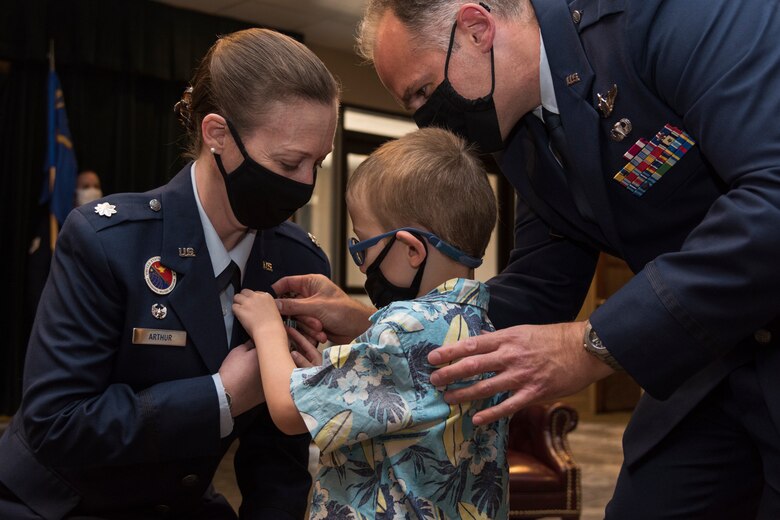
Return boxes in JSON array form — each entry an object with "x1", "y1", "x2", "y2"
[{"x1": 233, "y1": 290, "x2": 307, "y2": 435}]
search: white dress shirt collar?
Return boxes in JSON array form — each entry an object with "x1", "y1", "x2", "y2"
[
  {"x1": 534, "y1": 30, "x2": 560, "y2": 120},
  {"x1": 190, "y1": 162, "x2": 255, "y2": 281}
]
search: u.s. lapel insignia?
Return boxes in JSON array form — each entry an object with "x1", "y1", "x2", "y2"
[
  {"x1": 144, "y1": 256, "x2": 177, "y2": 295},
  {"x1": 597, "y1": 84, "x2": 618, "y2": 118},
  {"x1": 178, "y1": 247, "x2": 196, "y2": 257},
  {"x1": 565, "y1": 73, "x2": 581, "y2": 86},
  {"x1": 262, "y1": 261, "x2": 273, "y2": 272},
  {"x1": 307, "y1": 232, "x2": 322, "y2": 249},
  {"x1": 94, "y1": 202, "x2": 117, "y2": 218},
  {"x1": 151, "y1": 303, "x2": 167, "y2": 320}
]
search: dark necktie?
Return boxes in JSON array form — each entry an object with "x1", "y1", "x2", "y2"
[
  {"x1": 542, "y1": 107, "x2": 569, "y2": 170},
  {"x1": 216, "y1": 260, "x2": 241, "y2": 295},
  {"x1": 216, "y1": 261, "x2": 245, "y2": 348},
  {"x1": 541, "y1": 108, "x2": 595, "y2": 222}
]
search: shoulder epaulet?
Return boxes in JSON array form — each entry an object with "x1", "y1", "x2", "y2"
[
  {"x1": 274, "y1": 221, "x2": 328, "y2": 263},
  {"x1": 76, "y1": 191, "x2": 164, "y2": 232}
]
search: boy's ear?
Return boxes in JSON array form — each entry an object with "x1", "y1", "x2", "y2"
[
  {"x1": 202, "y1": 113, "x2": 228, "y2": 153},
  {"x1": 395, "y1": 231, "x2": 427, "y2": 269}
]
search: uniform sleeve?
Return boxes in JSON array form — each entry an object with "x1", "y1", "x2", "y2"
[
  {"x1": 487, "y1": 194, "x2": 598, "y2": 330},
  {"x1": 592, "y1": 0, "x2": 780, "y2": 397},
  {"x1": 20, "y1": 210, "x2": 221, "y2": 467},
  {"x1": 290, "y1": 321, "x2": 430, "y2": 454}
]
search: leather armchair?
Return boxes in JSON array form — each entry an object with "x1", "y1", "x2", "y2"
[{"x1": 507, "y1": 402, "x2": 581, "y2": 519}]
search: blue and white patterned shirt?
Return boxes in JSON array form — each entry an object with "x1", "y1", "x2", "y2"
[{"x1": 291, "y1": 278, "x2": 509, "y2": 519}]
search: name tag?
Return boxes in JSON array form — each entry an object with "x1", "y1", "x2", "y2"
[{"x1": 132, "y1": 328, "x2": 187, "y2": 347}]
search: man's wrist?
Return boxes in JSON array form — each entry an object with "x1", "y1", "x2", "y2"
[{"x1": 583, "y1": 321, "x2": 623, "y2": 371}]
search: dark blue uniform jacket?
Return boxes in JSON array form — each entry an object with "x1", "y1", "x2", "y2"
[
  {"x1": 487, "y1": 0, "x2": 780, "y2": 467},
  {"x1": 0, "y1": 165, "x2": 329, "y2": 519}
]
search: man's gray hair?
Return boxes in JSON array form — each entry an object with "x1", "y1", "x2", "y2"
[{"x1": 356, "y1": 0, "x2": 526, "y2": 63}]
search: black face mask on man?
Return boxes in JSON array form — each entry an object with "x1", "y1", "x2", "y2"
[
  {"x1": 364, "y1": 235, "x2": 428, "y2": 309},
  {"x1": 413, "y1": 21, "x2": 504, "y2": 153},
  {"x1": 212, "y1": 119, "x2": 314, "y2": 230}
]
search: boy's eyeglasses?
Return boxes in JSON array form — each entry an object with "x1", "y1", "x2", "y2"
[{"x1": 348, "y1": 227, "x2": 483, "y2": 268}]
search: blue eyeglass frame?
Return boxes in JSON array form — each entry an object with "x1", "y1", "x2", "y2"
[{"x1": 348, "y1": 227, "x2": 483, "y2": 268}]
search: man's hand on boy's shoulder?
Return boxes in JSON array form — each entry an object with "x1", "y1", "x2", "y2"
[
  {"x1": 272, "y1": 274, "x2": 374, "y2": 345},
  {"x1": 428, "y1": 321, "x2": 614, "y2": 425}
]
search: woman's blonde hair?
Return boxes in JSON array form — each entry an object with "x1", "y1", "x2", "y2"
[
  {"x1": 347, "y1": 127, "x2": 497, "y2": 258},
  {"x1": 175, "y1": 28, "x2": 340, "y2": 159}
]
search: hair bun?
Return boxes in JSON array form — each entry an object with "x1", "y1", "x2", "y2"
[{"x1": 173, "y1": 85, "x2": 194, "y2": 130}]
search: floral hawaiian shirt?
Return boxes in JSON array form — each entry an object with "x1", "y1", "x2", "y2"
[{"x1": 291, "y1": 278, "x2": 509, "y2": 519}]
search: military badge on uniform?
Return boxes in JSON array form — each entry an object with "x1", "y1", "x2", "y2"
[
  {"x1": 94, "y1": 202, "x2": 117, "y2": 217},
  {"x1": 308, "y1": 232, "x2": 322, "y2": 249},
  {"x1": 151, "y1": 303, "x2": 167, "y2": 319},
  {"x1": 144, "y1": 256, "x2": 177, "y2": 295},
  {"x1": 597, "y1": 84, "x2": 618, "y2": 118},
  {"x1": 613, "y1": 123, "x2": 695, "y2": 196}
]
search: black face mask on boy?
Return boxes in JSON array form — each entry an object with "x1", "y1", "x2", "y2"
[
  {"x1": 413, "y1": 21, "x2": 504, "y2": 153},
  {"x1": 364, "y1": 235, "x2": 428, "y2": 309},
  {"x1": 212, "y1": 119, "x2": 315, "y2": 230}
]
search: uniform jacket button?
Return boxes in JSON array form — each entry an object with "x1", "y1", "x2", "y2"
[
  {"x1": 153, "y1": 504, "x2": 170, "y2": 513},
  {"x1": 754, "y1": 329, "x2": 772, "y2": 344},
  {"x1": 181, "y1": 474, "x2": 200, "y2": 487},
  {"x1": 572, "y1": 9, "x2": 582, "y2": 24}
]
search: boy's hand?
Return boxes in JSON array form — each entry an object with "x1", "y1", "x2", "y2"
[
  {"x1": 286, "y1": 325, "x2": 323, "y2": 368},
  {"x1": 233, "y1": 289, "x2": 283, "y2": 340}
]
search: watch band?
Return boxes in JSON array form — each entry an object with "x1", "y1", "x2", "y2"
[
  {"x1": 583, "y1": 321, "x2": 623, "y2": 371},
  {"x1": 224, "y1": 389, "x2": 233, "y2": 414}
]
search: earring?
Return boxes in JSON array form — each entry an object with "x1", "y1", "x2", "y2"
[{"x1": 210, "y1": 147, "x2": 217, "y2": 154}]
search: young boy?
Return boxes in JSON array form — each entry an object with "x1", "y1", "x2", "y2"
[{"x1": 233, "y1": 128, "x2": 508, "y2": 519}]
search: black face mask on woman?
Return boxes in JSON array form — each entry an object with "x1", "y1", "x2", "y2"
[
  {"x1": 364, "y1": 236, "x2": 428, "y2": 309},
  {"x1": 413, "y1": 21, "x2": 504, "y2": 153},
  {"x1": 212, "y1": 119, "x2": 315, "y2": 230}
]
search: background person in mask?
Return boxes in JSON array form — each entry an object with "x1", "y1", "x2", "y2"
[
  {"x1": 274, "y1": 0, "x2": 780, "y2": 517},
  {"x1": 0, "y1": 27, "x2": 339, "y2": 520},
  {"x1": 74, "y1": 169, "x2": 103, "y2": 207}
]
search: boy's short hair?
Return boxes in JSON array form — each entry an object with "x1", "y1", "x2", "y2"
[{"x1": 346, "y1": 127, "x2": 497, "y2": 258}]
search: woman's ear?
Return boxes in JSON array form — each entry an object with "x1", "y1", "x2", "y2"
[
  {"x1": 202, "y1": 114, "x2": 227, "y2": 153},
  {"x1": 395, "y1": 231, "x2": 428, "y2": 269},
  {"x1": 456, "y1": 2, "x2": 496, "y2": 53}
]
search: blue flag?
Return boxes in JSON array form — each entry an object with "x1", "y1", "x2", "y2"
[{"x1": 40, "y1": 69, "x2": 78, "y2": 227}]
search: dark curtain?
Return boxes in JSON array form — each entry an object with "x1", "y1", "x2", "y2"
[{"x1": 0, "y1": 0, "x2": 301, "y2": 414}]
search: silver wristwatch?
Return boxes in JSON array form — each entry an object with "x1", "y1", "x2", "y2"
[{"x1": 583, "y1": 321, "x2": 623, "y2": 371}]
